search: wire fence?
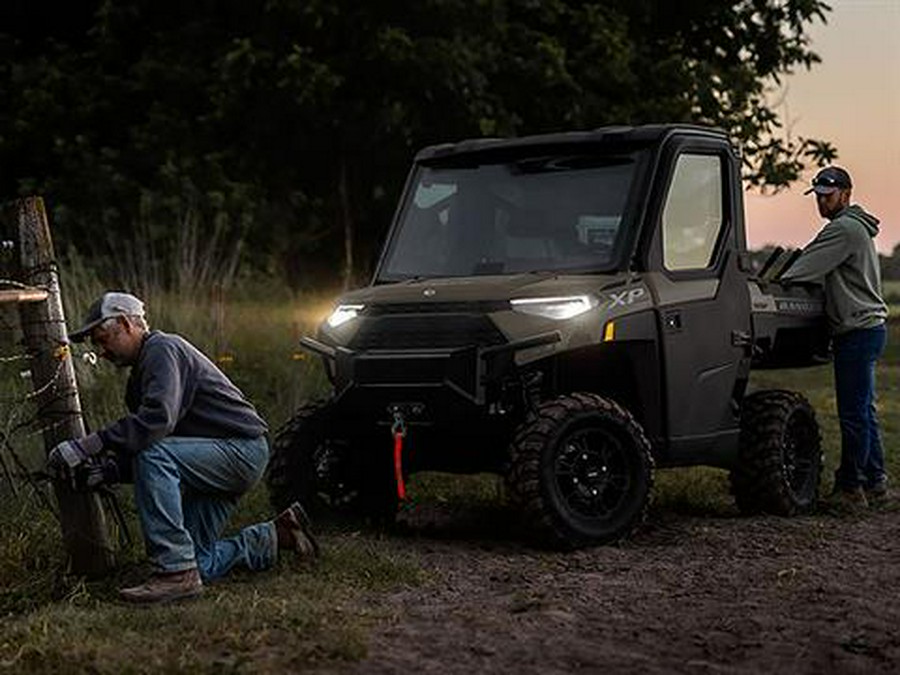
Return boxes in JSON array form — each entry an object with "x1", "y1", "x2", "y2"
[
  {"x1": 0, "y1": 276, "x2": 72, "y2": 496},
  {"x1": 0, "y1": 198, "x2": 124, "y2": 573}
]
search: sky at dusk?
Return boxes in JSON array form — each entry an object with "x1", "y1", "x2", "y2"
[{"x1": 743, "y1": 0, "x2": 900, "y2": 254}]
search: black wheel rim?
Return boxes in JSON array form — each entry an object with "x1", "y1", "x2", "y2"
[
  {"x1": 782, "y1": 411, "x2": 817, "y2": 498},
  {"x1": 314, "y1": 441, "x2": 359, "y2": 507},
  {"x1": 553, "y1": 426, "x2": 632, "y2": 520}
]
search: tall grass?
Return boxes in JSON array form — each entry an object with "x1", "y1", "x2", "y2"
[{"x1": 58, "y1": 243, "x2": 338, "y2": 432}]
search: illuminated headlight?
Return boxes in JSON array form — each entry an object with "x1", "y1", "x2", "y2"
[
  {"x1": 510, "y1": 295, "x2": 598, "y2": 320},
  {"x1": 326, "y1": 304, "x2": 365, "y2": 328}
]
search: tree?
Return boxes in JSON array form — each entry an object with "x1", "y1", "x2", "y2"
[{"x1": 0, "y1": 0, "x2": 836, "y2": 285}]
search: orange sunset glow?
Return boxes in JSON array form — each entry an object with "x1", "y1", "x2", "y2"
[{"x1": 744, "y1": 0, "x2": 900, "y2": 254}]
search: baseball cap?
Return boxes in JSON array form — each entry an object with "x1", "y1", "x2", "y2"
[
  {"x1": 69, "y1": 291, "x2": 145, "y2": 343},
  {"x1": 804, "y1": 166, "x2": 852, "y2": 195}
]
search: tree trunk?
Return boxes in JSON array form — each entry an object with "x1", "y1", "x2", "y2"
[{"x1": 339, "y1": 161, "x2": 354, "y2": 290}]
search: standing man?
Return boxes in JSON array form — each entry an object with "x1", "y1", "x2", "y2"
[
  {"x1": 47, "y1": 291, "x2": 318, "y2": 602},
  {"x1": 782, "y1": 167, "x2": 889, "y2": 507}
]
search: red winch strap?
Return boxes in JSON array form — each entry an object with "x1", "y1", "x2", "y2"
[{"x1": 393, "y1": 430, "x2": 407, "y2": 501}]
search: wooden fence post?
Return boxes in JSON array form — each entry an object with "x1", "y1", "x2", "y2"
[{"x1": 14, "y1": 197, "x2": 115, "y2": 577}]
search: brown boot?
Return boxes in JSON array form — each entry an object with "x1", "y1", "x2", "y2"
[
  {"x1": 826, "y1": 486, "x2": 869, "y2": 514},
  {"x1": 118, "y1": 568, "x2": 203, "y2": 604},
  {"x1": 274, "y1": 502, "x2": 319, "y2": 559},
  {"x1": 866, "y1": 480, "x2": 891, "y2": 506}
]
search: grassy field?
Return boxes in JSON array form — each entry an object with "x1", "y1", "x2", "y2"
[{"x1": 0, "y1": 280, "x2": 897, "y2": 672}]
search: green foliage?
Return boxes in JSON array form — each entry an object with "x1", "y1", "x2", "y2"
[{"x1": 1, "y1": 1, "x2": 835, "y2": 284}]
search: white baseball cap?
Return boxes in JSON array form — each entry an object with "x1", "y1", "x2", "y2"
[{"x1": 69, "y1": 291, "x2": 145, "y2": 343}]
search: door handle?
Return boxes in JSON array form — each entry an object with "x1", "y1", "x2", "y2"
[{"x1": 663, "y1": 311, "x2": 682, "y2": 332}]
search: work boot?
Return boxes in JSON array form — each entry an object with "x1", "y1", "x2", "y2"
[
  {"x1": 274, "y1": 501, "x2": 320, "y2": 559},
  {"x1": 866, "y1": 478, "x2": 890, "y2": 505},
  {"x1": 118, "y1": 568, "x2": 203, "y2": 604},
  {"x1": 826, "y1": 486, "x2": 869, "y2": 514}
]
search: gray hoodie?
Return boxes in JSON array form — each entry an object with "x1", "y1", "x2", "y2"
[{"x1": 782, "y1": 204, "x2": 887, "y2": 334}]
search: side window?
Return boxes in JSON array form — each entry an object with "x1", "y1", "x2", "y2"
[{"x1": 662, "y1": 154, "x2": 724, "y2": 271}]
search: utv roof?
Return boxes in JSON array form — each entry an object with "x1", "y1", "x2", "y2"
[{"x1": 415, "y1": 124, "x2": 729, "y2": 163}]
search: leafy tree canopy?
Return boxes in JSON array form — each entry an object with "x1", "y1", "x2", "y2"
[{"x1": 0, "y1": 0, "x2": 836, "y2": 285}]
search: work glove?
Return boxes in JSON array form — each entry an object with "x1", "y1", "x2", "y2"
[
  {"x1": 73, "y1": 456, "x2": 121, "y2": 492},
  {"x1": 46, "y1": 434, "x2": 103, "y2": 484}
]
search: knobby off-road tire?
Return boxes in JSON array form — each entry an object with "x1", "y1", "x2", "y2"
[
  {"x1": 266, "y1": 402, "x2": 398, "y2": 521},
  {"x1": 506, "y1": 392, "x2": 654, "y2": 549},
  {"x1": 266, "y1": 402, "x2": 352, "y2": 515},
  {"x1": 730, "y1": 389, "x2": 822, "y2": 515}
]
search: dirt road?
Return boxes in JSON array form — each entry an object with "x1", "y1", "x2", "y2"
[{"x1": 321, "y1": 502, "x2": 900, "y2": 674}]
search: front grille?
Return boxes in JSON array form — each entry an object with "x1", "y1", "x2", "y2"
[
  {"x1": 354, "y1": 355, "x2": 449, "y2": 383},
  {"x1": 366, "y1": 301, "x2": 510, "y2": 316},
  {"x1": 350, "y1": 314, "x2": 506, "y2": 350}
]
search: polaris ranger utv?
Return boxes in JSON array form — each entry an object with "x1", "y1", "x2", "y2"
[{"x1": 268, "y1": 124, "x2": 828, "y2": 548}]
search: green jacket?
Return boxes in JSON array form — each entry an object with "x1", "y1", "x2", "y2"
[{"x1": 782, "y1": 204, "x2": 887, "y2": 334}]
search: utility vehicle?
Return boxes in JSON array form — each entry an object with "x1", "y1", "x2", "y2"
[{"x1": 268, "y1": 125, "x2": 827, "y2": 547}]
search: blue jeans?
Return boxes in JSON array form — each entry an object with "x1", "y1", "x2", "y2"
[
  {"x1": 133, "y1": 436, "x2": 277, "y2": 580},
  {"x1": 832, "y1": 324, "x2": 887, "y2": 491}
]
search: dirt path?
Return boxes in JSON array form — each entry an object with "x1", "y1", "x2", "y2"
[{"x1": 320, "y1": 503, "x2": 900, "y2": 674}]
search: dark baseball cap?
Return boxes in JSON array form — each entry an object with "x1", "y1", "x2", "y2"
[
  {"x1": 69, "y1": 291, "x2": 146, "y2": 342},
  {"x1": 804, "y1": 166, "x2": 852, "y2": 195}
]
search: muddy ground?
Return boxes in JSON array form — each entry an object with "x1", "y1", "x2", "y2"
[{"x1": 318, "y1": 499, "x2": 900, "y2": 674}]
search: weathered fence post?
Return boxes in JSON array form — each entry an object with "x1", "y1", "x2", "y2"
[{"x1": 14, "y1": 196, "x2": 115, "y2": 577}]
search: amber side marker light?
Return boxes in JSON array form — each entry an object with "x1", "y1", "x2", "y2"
[{"x1": 603, "y1": 321, "x2": 615, "y2": 342}]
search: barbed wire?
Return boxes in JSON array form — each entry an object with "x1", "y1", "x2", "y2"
[
  {"x1": 0, "y1": 336, "x2": 71, "y2": 506},
  {"x1": 0, "y1": 311, "x2": 129, "y2": 556},
  {"x1": 0, "y1": 348, "x2": 67, "y2": 403},
  {"x1": 17, "y1": 262, "x2": 61, "y2": 283},
  {"x1": 0, "y1": 278, "x2": 51, "y2": 291}
]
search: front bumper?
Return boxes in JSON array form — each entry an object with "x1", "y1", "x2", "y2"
[{"x1": 300, "y1": 331, "x2": 560, "y2": 421}]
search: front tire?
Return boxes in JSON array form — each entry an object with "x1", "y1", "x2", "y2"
[
  {"x1": 266, "y1": 403, "x2": 398, "y2": 521},
  {"x1": 266, "y1": 402, "x2": 357, "y2": 514},
  {"x1": 506, "y1": 392, "x2": 654, "y2": 549},
  {"x1": 730, "y1": 389, "x2": 822, "y2": 515}
]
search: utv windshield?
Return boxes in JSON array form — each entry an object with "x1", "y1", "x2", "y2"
[{"x1": 378, "y1": 150, "x2": 647, "y2": 280}]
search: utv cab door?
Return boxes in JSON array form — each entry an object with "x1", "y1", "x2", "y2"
[{"x1": 645, "y1": 137, "x2": 752, "y2": 467}]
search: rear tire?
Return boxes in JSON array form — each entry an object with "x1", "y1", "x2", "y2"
[
  {"x1": 506, "y1": 392, "x2": 654, "y2": 549},
  {"x1": 730, "y1": 389, "x2": 822, "y2": 515}
]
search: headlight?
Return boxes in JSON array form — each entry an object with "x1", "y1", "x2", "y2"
[
  {"x1": 326, "y1": 304, "x2": 365, "y2": 328},
  {"x1": 510, "y1": 295, "x2": 598, "y2": 320}
]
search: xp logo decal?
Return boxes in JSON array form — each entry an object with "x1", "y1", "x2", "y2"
[{"x1": 608, "y1": 287, "x2": 646, "y2": 309}]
